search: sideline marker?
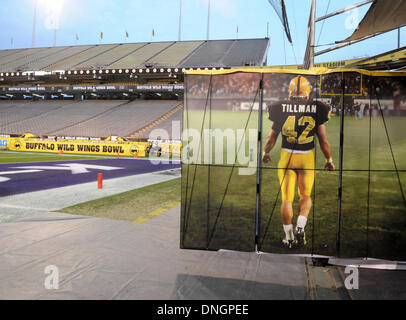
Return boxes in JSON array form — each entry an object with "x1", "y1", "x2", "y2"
[{"x1": 98, "y1": 173, "x2": 103, "y2": 189}]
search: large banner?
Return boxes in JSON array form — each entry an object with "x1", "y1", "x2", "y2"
[
  {"x1": 0, "y1": 137, "x2": 151, "y2": 157},
  {"x1": 181, "y1": 68, "x2": 406, "y2": 260},
  {"x1": 1, "y1": 84, "x2": 184, "y2": 94}
]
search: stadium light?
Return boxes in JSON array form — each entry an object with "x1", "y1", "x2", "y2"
[
  {"x1": 105, "y1": 70, "x2": 109, "y2": 74},
  {"x1": 73, "y1": 71, "x2": 78, "y2": 75},
  {"x1": 167, "y1": 68, "x2": 171, "y2": 72},
  {"x1": 174, "y1": 68, "x2": 179, "y2": 72},
  {"x1": 153, "y1": 68, "x2": 157, "y2": 73},
  {"x1": 93, "y1": 70, "x2": 97, "y2": 74},
  {"x1": 5, "y1": 73, "x2": 9, "y2": 76},
  {"x1": 67, "y1": 70, "x2": 71, "y2": 75},
  {"x1": 160, "y1": 68, "x2": 164, "y2": 73},
  {"x1": 86, "y1": 70, "x2": 90, "y2": 74},
  {"x1": 0, "y1": 73, "x2": 3, "y2": 77},
  {"x1": 99, "y1": 70, "x2": 103, "y2": 74},
  {"x1": 139, "y1": 69, "x2": 143, "y2": 73},
  {"x1": 182, "y1": 68, "x2": 185, "y2": 73},
  {"x1": 80, "y1": 70, "x2": 84, "y2": 74},
  {"x1": 118, "y1": 69, "x2": 123, "y2": 74},
  {"x1": 112, "y1": 69, "x2": 116, "y2": 74},
  {"x1": 146, "y1": 69, "x2": 150, "y2": 73},
  {"x1": 11, "y1": 73, "x2": 15, "y2": 76},
  {"x1": 16, "y1": 72, "x2": 20, "y2": 76},
  {"x1": 125, "y1": 69, "x2": 129, "y2": 74}
]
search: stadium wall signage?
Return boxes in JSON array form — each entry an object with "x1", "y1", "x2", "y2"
[
  {"x1": 2, "y1": 84, "x2": 184, "y2": 93},
  {"x1": 1, "y1": 137, "x2": 151, "y2": 157},
  {"x1": 181, "y1": 67, "x2": 406, "y2": 261}
]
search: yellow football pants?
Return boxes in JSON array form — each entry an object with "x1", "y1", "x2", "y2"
[{"x1": 277, "y1": 149, "x2": 315, "y2": 202}]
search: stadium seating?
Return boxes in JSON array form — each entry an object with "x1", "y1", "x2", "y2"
[
  {"x1": 140, "y1": 108, "x2": 182, "y2": 140},
  {"x1": 0, "y1": 100, "x2": 182, "y2": 139},
  {"x1": 0, "y1": 39, "x2": 268, "y2": 72}
]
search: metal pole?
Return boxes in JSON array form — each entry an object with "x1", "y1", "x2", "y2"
[
  {"x1": 337, "y1": 75, "x2": 345, "y2": 257},
  {"x1": 315, "y1": 32, "x2": 384, "y2": 56},
  {"x1": 398, "y1": 27, "x2": 401, "y2": 49},
  {"x1": 32, "y1": 0, "x2": 38, "y2": 48},
  {"x1": 309, "y1": 0, "x2": 316, "y2": 68},
  {"x1": 267, "y1": 22, "x2": 269, "y2": 38},
  {"x1": 316, "y1": 0, "x2": 373, "y2": 22},
  {"x1": 53, "y1": 28, "x2": 57, "y2": 47},
  {"x1": 207, "y1": 0, "x2": 211, "y2": 40},
  {"x1": 255, "y1": 75, "x2": 264, "y2": 252},
  {"x1": 178, "y1": 0, "x2": 182, "y2": 41}
]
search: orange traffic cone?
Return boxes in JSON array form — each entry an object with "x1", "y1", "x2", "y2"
[{"x1": 98, "y1": 173, "x2": 103, "y2": 189}]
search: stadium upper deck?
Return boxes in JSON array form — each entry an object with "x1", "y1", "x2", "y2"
[{"x1": 0, "y1": 38, "x2": 269, "y2": 73}]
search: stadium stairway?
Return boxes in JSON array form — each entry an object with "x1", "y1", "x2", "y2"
[{"x1": 127, "y1": 102, "x2": 183, "y2": 139}]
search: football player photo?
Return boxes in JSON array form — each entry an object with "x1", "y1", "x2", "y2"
[{"x1": 263, "y1": 75, "x2": 335, "y2": 249}]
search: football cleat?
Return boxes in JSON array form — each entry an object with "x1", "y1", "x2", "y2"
[
  {"x1": 282, "y1": 239, "x2": 297, "y2": 249},
  {"x1": 295, "y1": 227, "x2": 307, "y2": 247}
]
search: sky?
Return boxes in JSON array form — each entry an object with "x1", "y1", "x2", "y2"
[{"x1": 0, "y1": 0, "x2": 404, "y2": 66}]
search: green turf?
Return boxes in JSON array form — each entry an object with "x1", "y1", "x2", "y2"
[
  {"x1": 0, "y1": 150, "x2": 103, "y2": 163},
  {"x1": 181, "y1": 110, "x2": 406, "y2": 260},
  {"x1": 57, "y1": 178, "x2": 181, "y2": 222}
]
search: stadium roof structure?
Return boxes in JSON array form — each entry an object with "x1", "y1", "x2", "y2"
[
  {"x1": 272, "y1": 47, "x2": 406, "y2": 71},
  {"x1": 0, "y1": 38, "x2": 269, "y2": 74}
]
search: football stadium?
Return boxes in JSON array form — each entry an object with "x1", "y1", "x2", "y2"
[{"x1": 0, "y1": 0, "x2": 406, "y2": 304}]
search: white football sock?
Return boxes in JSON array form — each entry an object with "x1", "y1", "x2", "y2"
[
  {"x1": 296, "y1": 216, "x2": 307, "y2": 231},
  {"x1": 283, "y1": 224, "x2": 294, "y2": 241}
]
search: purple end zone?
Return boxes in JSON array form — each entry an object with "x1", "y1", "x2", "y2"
[{"x1": 0, "y1": 158, "x2": 180, "y2": 197}]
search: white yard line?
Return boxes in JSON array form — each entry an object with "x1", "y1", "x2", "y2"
[{"x1": 0, "y1": 168, "x2": 181, "y2": 223}]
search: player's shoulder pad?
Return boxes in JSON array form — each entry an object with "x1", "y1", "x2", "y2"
[
  {"x1": 267, "y1": 102, "x2": 278, "y2": 120},
  {"x1": 316, "y1": 100, "x2": 332, "y2": 123}
]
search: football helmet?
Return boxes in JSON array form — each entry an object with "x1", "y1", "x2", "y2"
[{"x1": 288, "y1": 75, "x2": 312, "y2": 100}]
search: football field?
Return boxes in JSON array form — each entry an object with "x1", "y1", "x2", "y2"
[{"x1": 181, "y1": 110, "x2": 406, "y2": 260}]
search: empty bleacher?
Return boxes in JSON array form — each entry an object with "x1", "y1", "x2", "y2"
[
  {"x1": 179, "y1": 39, "x2": 268, "y2": 67},
  {"x1": 0, "y1": 38, "x2": 269, "y2": 72},
  {"x1": 0, "y1": 101, "x2": 70, "y2": 129},
  {"x1": 52, "y1": 100, "x2": 181, "y2": 137},
  {"x1": 44, "y1": 44, "x2": 120, "y2": 71},
  {"x1": 0, "y1": 100, "x2": 123, "y2": 136},
  {"x1": 0, "y1": 100, "x2": 182, "y2": 139},
  {"x1": 139, "y1": 108, "x2": 182, "y2": 140},
  {"x1": 108, "y1": 42, "x2": 174, "y2": 69}
]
